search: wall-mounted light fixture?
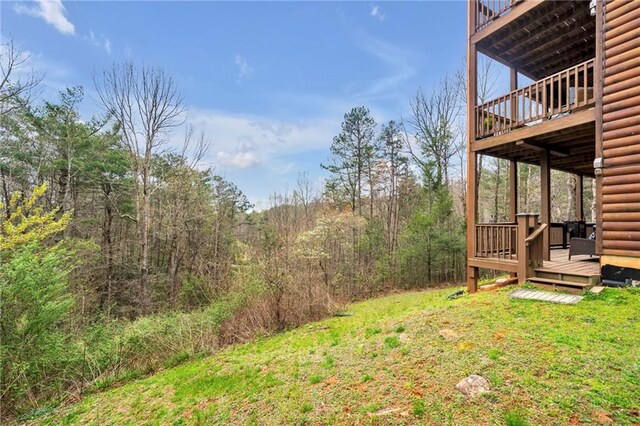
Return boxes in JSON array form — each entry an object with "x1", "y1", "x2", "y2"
[{"x1": 594, "y1": 157, "x2": 603, "y2": 176}]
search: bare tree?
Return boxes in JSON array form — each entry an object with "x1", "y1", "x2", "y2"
[
  {"x1": 0, "y1": 39, "x2": 42, "y2": 114},
  {"x1": 408, "y1": 77, "x2": 462, "y2": 188},
  {"x1": 294, "y1": 171, "x2": 316, "y2": 225},
  {"x1": 95, "y1": 63, "x2": 185, "y2": 314}
]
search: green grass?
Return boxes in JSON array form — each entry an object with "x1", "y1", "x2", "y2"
[{"x1": 36, "y1": 286, "x2": 640, "y2": 425}]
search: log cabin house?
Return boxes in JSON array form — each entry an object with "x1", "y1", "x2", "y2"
[{"x1": 466, "y1": 0, "x2": 640, "y2": 293}]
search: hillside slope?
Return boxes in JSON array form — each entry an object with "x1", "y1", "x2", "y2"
[{"x1": 41, "y1": 287, "x2": 640, "y2": 425}]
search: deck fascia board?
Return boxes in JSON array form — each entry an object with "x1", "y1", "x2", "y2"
[
  {"x1": 468, "y1": 257, "x2": 519, "y2": 273},
  {"x1": 472, "y1": 108, "x2": 596, "y2": 152}
]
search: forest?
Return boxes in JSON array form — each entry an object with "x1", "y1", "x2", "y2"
[{"x1": 0, "y1": 40, "x2": 593, "y2": 419}]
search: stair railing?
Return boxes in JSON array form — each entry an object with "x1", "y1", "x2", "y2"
[{"x1": 516, "y1": 214, "x2": 546, "y2": 283}]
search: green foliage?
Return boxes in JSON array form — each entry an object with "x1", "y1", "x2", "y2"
[
  {"x1": 364, "y1": 327, "x2": 382, "y2": 338},
  {"x1": 309, "y1": 375, "x2": 323, "y2": 384},
  {"x1": 398, "y1": 188, "x2": 465, "y2": 287},
  {"x1": 384, "y1": 336, "x2": 401, "y2": 349},
  {"x1": 0, "y1": 243, "x2": 74, "y2": 410},
  {"x1": 321, "y1": 106, "x2": 378, "y2": 212},
  {"x1": 42, "y1": 287, "x2": 640, "y2": 425},
  {"x1": 412, "y1": 399, "x2": 426, "y2": 417},
  {"x1": 504, "y1": 410, "x2": 529, "y2": 426}
]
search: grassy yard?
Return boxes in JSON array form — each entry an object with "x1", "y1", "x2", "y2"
[{"x1": 38, "y1": 286, "x2": 640, "y2": 425}]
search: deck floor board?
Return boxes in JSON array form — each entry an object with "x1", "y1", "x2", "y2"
[{"x1": 539, "y1": 249, "x2": 600, "y2": 277}]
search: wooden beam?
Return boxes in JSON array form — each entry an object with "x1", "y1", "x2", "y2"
[
  {"x1": 472, "y1": 108, "x2": 596, "y2": 151},
  {"x1": 467, "y1": 0, "x2": 479, "y2": 294},
  {"x1": 471, "y1": 1, "x2": 545, "y2": 45},
  {"x1": 509, "y1": 160, "x2": 518, "y2": 222},
  {"x1": 515, "y1": 140, "x2": 570, "y2": 157},
  {"x1": 499, "y1": 3, "x2": 589, "y2": 58},
  {"x1": 468, "y1": 257, "x2": 519, "y2": 273},
  {"x1": 540, "y1": 149, "x2": 551, "y2": 261},
  {"x1": 516, "y1": 27, "x2": 595, "y2": 73}
]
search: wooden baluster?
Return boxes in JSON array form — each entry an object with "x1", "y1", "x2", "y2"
[
  {"x1": 484, "y1": 226, "x2": 488, "y2": 257},
  {"x1": 492, "y1": 101, "x2": 496, "y2": 133},
  {"x1": 583, "y1": 63, "x2": 587, "y2": 107},
  {"x1": 488, "y1": 225, "x2": 493, "y2": 257},
  {"x1": 574, "y1": 64, "x2": 578, "y2": 108},
  {"x1": 589, "y1": 61, "x2": 596, "y2": 102},
  {"x1": 521, "y1": 89, "x2": 525, "y2": 125},
  {"x1": 542, "y1": 77, "x2": 547, "y2": 119},
  {"x1": 565, "y1": 70, "x2": 570, "y2": 112},
  {"x1": 535, "y1": 83, "x2": 540, "y2": 120},
  {"x1": 550, "y1": 75, "x2": 555, "y2": 116},
  {"x1": 528, "y1": 87, "x2": 532, "y2": 122}
]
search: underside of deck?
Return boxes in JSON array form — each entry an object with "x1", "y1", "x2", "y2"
[{"x1": 476, "y1": 116, "x2": 596, "y2": 177}]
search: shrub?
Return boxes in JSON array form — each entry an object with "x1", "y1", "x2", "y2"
[{"x1": 0, "y1": 244, "x2": 74, "y2": 412}]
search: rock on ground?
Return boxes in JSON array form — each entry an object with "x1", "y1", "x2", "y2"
[
  {"x1": 455, "y1": 374, "x2": 490, "y2": 397},
  {"x1": 439, "y1": 329, "x2": 460, "y2": 341}
]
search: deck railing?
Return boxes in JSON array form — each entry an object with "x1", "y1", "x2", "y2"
[
  {"x1": 475, "y1": 58, "x2": 595, "y2": 139},
  {"x1": 474, "y1": 0, "x2": 522, "y2": 32},
  {"x1": 475, "y1": 223, "x2": 518, "y2": 260}
]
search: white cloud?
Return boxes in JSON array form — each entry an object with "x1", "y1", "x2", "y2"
[
  {"x1": 217, "y1": 151, "x2": 260, "y2": 169},
  {"x1": 370, "y1": 5, "x2": 385, "y2": 21},
  {"x1": 15, "y1": 0, "x2": 75, "y2": 35},
  {"x1": 85, "y1": 31, "x2": 112, "y2": 54},
  {"x1": 182, "y1": 108, "x2": 338, "y2": 171},
  {"x1": 234, "y1": 54, "x2": 253, "y2": 81}
]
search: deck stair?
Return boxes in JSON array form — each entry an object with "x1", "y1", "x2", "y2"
[{"x1": 528, "y1": 264, "x2": 600, "y2": 294}]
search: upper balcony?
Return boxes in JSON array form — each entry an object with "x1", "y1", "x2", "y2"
[
  {"x1": 475, "y1": 58, "x2": 595, "y2": 141},
  {"x1": 472, "y1": 1, "x2": 595, "y2": 81},
  {"x1": 472, "y1": 58, "x2": 596, "y2": 177}
]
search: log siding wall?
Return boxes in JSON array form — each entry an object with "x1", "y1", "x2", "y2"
[{"x1": 602, "y1": 0, "x2": 640, "y2": 256}]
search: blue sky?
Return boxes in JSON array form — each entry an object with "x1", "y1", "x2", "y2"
[{"x1": 1, "y1": 0, "x2": 468, "y2": 208}]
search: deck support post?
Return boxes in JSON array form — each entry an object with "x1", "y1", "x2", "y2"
[
  {"x1": 540, "y1": 149, "x2": 551, "y2": 261},
  {"x1": 508, "y1": 63, "x2": 518, "y2": 225},
  {"x1": 466, "y1": 0, "x2": 479, "y2": 294},
  {"x1": 510, "y1": 67, "x2": 518, "y2": 121},
  {"x1": 594, "y1": 0, "x2": 604, "y2": 254},
  {"x1": 517, "y1": 213, "x2": 538, "y2": 284},
  {"x1": 509, "y1": 160, "x2": 518, "y2": 222},
  {"x1": 576, "y1": 174, "x2": 584, "y2": 221},
  {"x1": 467, "y1": 150, "x2": 479, "y2": 293}
]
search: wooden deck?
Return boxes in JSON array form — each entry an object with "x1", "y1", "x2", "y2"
[{"x1": 539, "y1": 248, "x2": 600, "y2": 277}]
